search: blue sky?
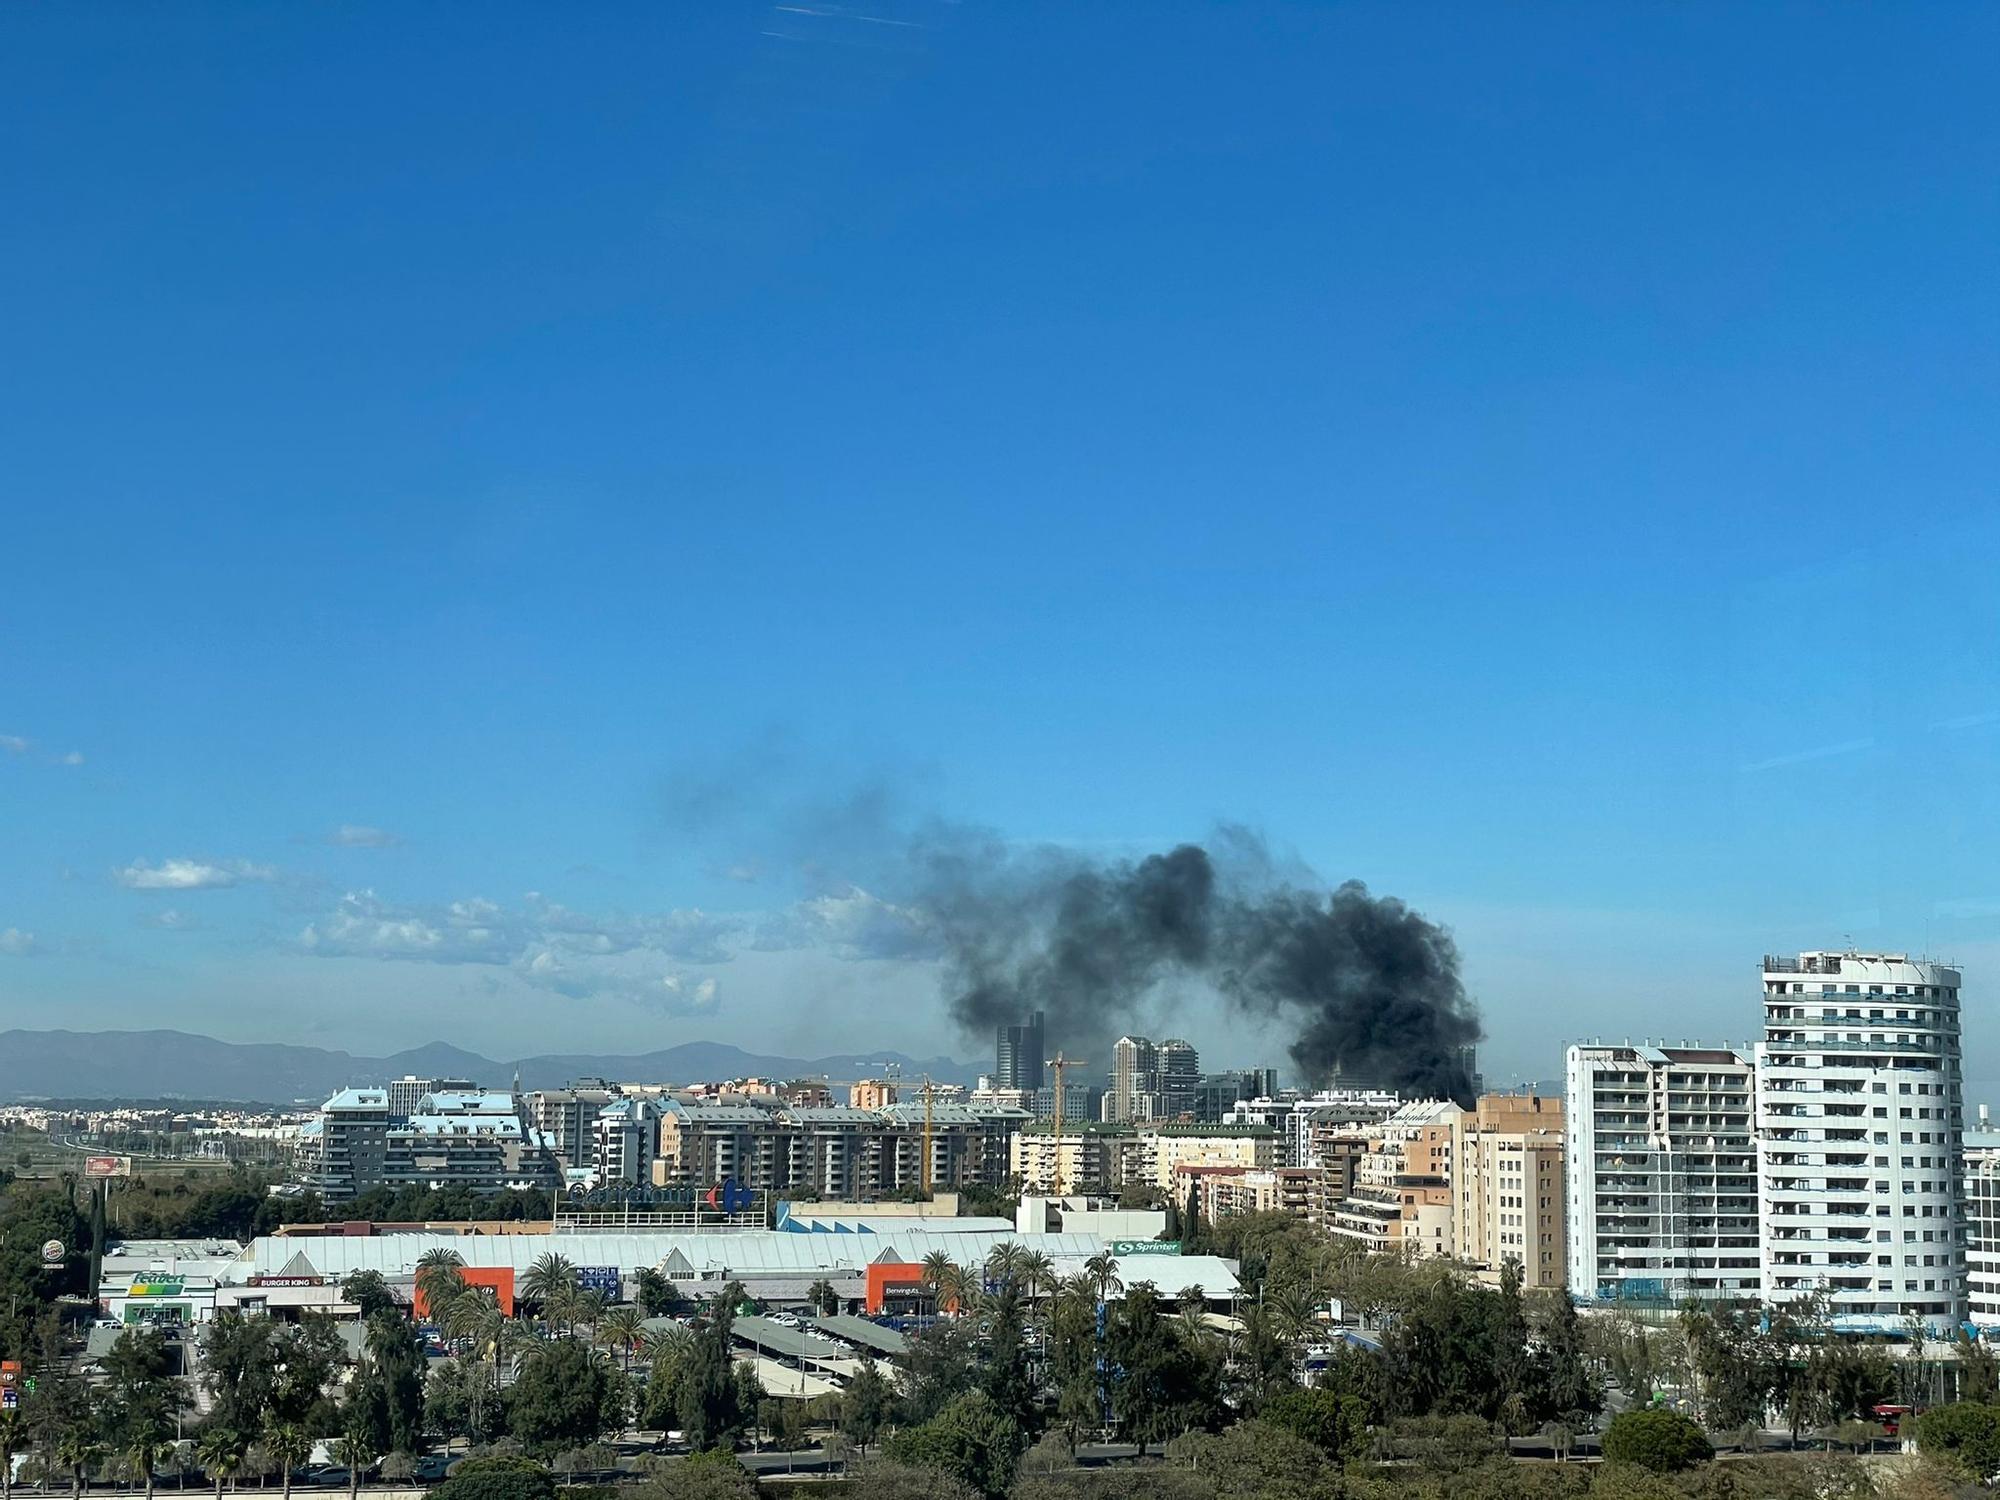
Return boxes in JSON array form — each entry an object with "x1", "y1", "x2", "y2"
[{"x1": 5, "y1": 3, "x2": 2000, "y2": 1091}]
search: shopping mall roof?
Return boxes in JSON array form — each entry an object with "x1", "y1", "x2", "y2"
[
  {"x1": 235, "y1": 1228, "x2": 1121, "y2": 1282},
  {"x1": 1109, "y1": 1255, "x2": 1240, "y2": 1301},
  {"x1": 774, "y1": 1210, "x2": 1016, "y2": 1235}
]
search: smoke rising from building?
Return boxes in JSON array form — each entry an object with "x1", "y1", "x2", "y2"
[
  {"x1": 921, "y1": 830, "x2": 1482, "y2": 1105},
  {"x1": 655, "y1": 749, "x2": 1481, "y2": 1102}
]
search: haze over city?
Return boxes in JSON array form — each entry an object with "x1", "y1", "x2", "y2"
[{"x1": 7, "y1": 4, "x2": 2000, "y2": 1100}]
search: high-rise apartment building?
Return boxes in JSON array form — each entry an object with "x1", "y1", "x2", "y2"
[
  {"x1": 526, "y1": 1080, "x2": 620, "y2": 1169},
  {"x1": 1158, "y1": 1039, "x2": 1201, "y2": 1118},
  {"x1": 1450, "y1": 1095, "x2": 1566, "y2": 1289},
  {"x1": 591, "y1": 1097, "x2": 658, "y2": 1185},
  {"x1": 1564, "y1": 1044, "x2": 1759, "y2": 1305},
  {"x1": 308, "y1": 1086, "x2": 557, "y2": 1201},
  {"x1": 1757, "y1": 950, "x2": 1966, "y2": 1325},
  {"x1": 995, "y1": 1011, "x2": 1046, "y2": 1093},
  {"x1": 1965, "y1": 1117, "x2": 2000, "y2": 1329},
  {"x1": 1107, "y1": 1036, "x2": 1158, "y2": 1123},
  {"x1": 387, "y1": 1075, "x2": 478, "y2": 1123},
  {"x1": 1192, "y1": 1069, "x2": 1281, "y2": 1123}
]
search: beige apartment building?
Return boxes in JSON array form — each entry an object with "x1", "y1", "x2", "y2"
[
  {"x1": 847, "y1": 1079, "x2": 899, "y2": 1110},
  {"x1": 1011, "y1": 1121, "x2": 1278, "y2": 1195},
  {"x1": 1450, "y1": 1094, "x2": 1566, "y2": 1289},
  {"x1": 1328, "y1": 1100, "x2": 1458, "y2": 1258},
  {"x1": 1175, "y1": 1163, "x2": 1322, "y2": 1222}
]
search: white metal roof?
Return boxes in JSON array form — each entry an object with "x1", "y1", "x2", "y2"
[{"x1": 238, "y1": 1228, "x2": 1120, "y2": 1281}]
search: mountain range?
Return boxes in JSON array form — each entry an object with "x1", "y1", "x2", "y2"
[{"x1": 0, "y1": 1028, "x2": 983, "y2": 1106}]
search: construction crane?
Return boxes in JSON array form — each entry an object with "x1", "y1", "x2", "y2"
[
  {"x1": 917, "y1": 1074, "x2": 942, "y2": 1196},
  {"x1": 1045, "y1": 1052, "x2": 1089, "y2": 1196}
]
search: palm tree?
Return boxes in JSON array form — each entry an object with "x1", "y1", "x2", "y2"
[
  {"x1": 933, "y1": 1262, "x2": 972, "y2": 1316},
  {"x1": 0, "y1": 1408, "x2": 22, "y2": 1500},
  {"x1": 1020, "y1": 1252, "x2": 1056, "y2": 1302},
  {"x1": 264, "y1": 1423, "x2": 309, "y2": 1500},
  {"x1": 640, "y1": 1323, "x2": 693, "y2": 1368},
  {"x1": 131, "y1": 1437, "x2": 176, "y2": 1500},
  {"x1": 1082, "y1": 1252, "x2": 1122, "y2": 1303},
  {"x1": 55, "y1": 1430, "x2": 101, "y2": 1500},
  {"x1": 1267, "y1": 1285, "x2": 1318, "y2": 1352},
  {"x1": 414, "y1": 1250, "x2": 467, "y2": 1323},
  {"x1": 1055, "y1": 1271, "x2": 1098, "y2": 1313},
  {"x1": 1176, "y1": 1284, "x2": 1207, "y2": 1317},
  {"x1": 598, "y1": 1307, "x2": 643, "y2": 1370},
  {"x1": 918, "y1": 1251, "x2": 953, "y2": 1294},
  {"x1": 519, "y1": 1252, "x2": 578, "y2": 1319},
  {"x1": 331, "y1": 1413, "x2": 373, "y2": 1500},
  {"x1": 984, "y1": 1243, "x2": 1029, "y2": 1292},
  {"x1": 195, "y1": 1428, "x2": 245, "y2": 1500},
  {"x1": 805, "y1": 1279, "x2": 837, "y2": 1317}
]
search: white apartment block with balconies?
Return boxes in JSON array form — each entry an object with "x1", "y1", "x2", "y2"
[
  {"x1": 1966, "y1": 1120, "x2": 2000, "y2": 1331},
  {"x1": 1757, "y1": 950, "x2": 1966, "y2": 1330},
  {"x1": 1564, "y1": 1043, "x2": 1760, "y2": 1305}
]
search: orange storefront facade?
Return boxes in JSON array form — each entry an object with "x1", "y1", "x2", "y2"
[{"x1": 413, "y1": 1265, "x2": 515, "y2": 1319}]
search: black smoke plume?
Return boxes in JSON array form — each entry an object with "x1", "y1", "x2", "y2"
[{"x1": 926, "y1": 834, "x2": 1481, "y2": 1105}]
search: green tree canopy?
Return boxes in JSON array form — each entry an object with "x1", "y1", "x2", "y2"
[
  {"x1": 882, "y1": 1390, "x2": 1023, "y2": 1499},
  {"x1": 1915, "y1": 1401, "x2": 2000, "y2": 1481},
  {"x1": 1601, "y1": 1409, "x2": 1714, "y2": 1473},
  {"x1": 507, "y1": 1341, "x2": 622, "y2": 1458},
  {"x1": 430, "y1": 1455, "x2": 555, "y2": 1500}
]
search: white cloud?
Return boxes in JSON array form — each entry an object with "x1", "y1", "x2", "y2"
[
  {"x1": 658, "y1": 974, "x2": 720, "y2": 1011},
  {"x1": 0, "y1": 927, "x2": 41, "y2": 956},
  {"x1": 0, "y1": 735, "x2": 28, "y2": 755},
  {"x1": 116, "y1": 858, "x2": 277, "y2": 891},
  {"x1": 298, "y1": 890, "x2": 737, "y2": 1014},
  {"x1": 60, "y1": 751, "x2": 84, "y2": 767},
  {"x1": 756, "y1": 885, "x2": 939, "y2": 961},
  {"x1": 328, "y1": 824, "x2": 401, "y2": 848},
  {"x1": 138, "y1": 909, "x2": 202, "y2": 931}
]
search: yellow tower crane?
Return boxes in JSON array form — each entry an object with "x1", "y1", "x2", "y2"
[
  {"x1": 1044, "y1": 1052, "x2": 1088, "y2": 1196},
  {"x1": 918, "y1": 1074, "x2": 939, "y2": 1196}
]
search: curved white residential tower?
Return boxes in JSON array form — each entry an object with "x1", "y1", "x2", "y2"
[{"x1": 1757, "y1": 950, "x2": 1966, "y2": 1330}]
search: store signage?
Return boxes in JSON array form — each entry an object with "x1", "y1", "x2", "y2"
[
  {"x1": 127, "y1": 1278, "x2": 186, "y2": 1297},
  {"x1": 1110, "y1": 1240, "x2": 1182, "y2": 1256},
  {"x1": 250, "y1": 1275, "x2": 325, "y2": 1288},
  {"x1": 84, "y1": 1156, "x2": 132, "y2": 1179},
  {"x1": 40, "y1": 1240, "x2": 64, "y2": 1265},
  {"x1": 576, "y1": 1266, "x2": 621, "y2": 1297}
]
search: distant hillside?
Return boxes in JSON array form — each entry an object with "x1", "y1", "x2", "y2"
[{"x1": 0, "y1": 1028, "x2": 981, "y2": 1105}]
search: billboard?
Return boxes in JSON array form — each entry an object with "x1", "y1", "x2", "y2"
[
  {"x1": 575, "y1": 1266, "x2": 622, "y2": 1298},
  {"x1": 84, "y1": 1155, "x2": 132, "y2": 1179}
]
